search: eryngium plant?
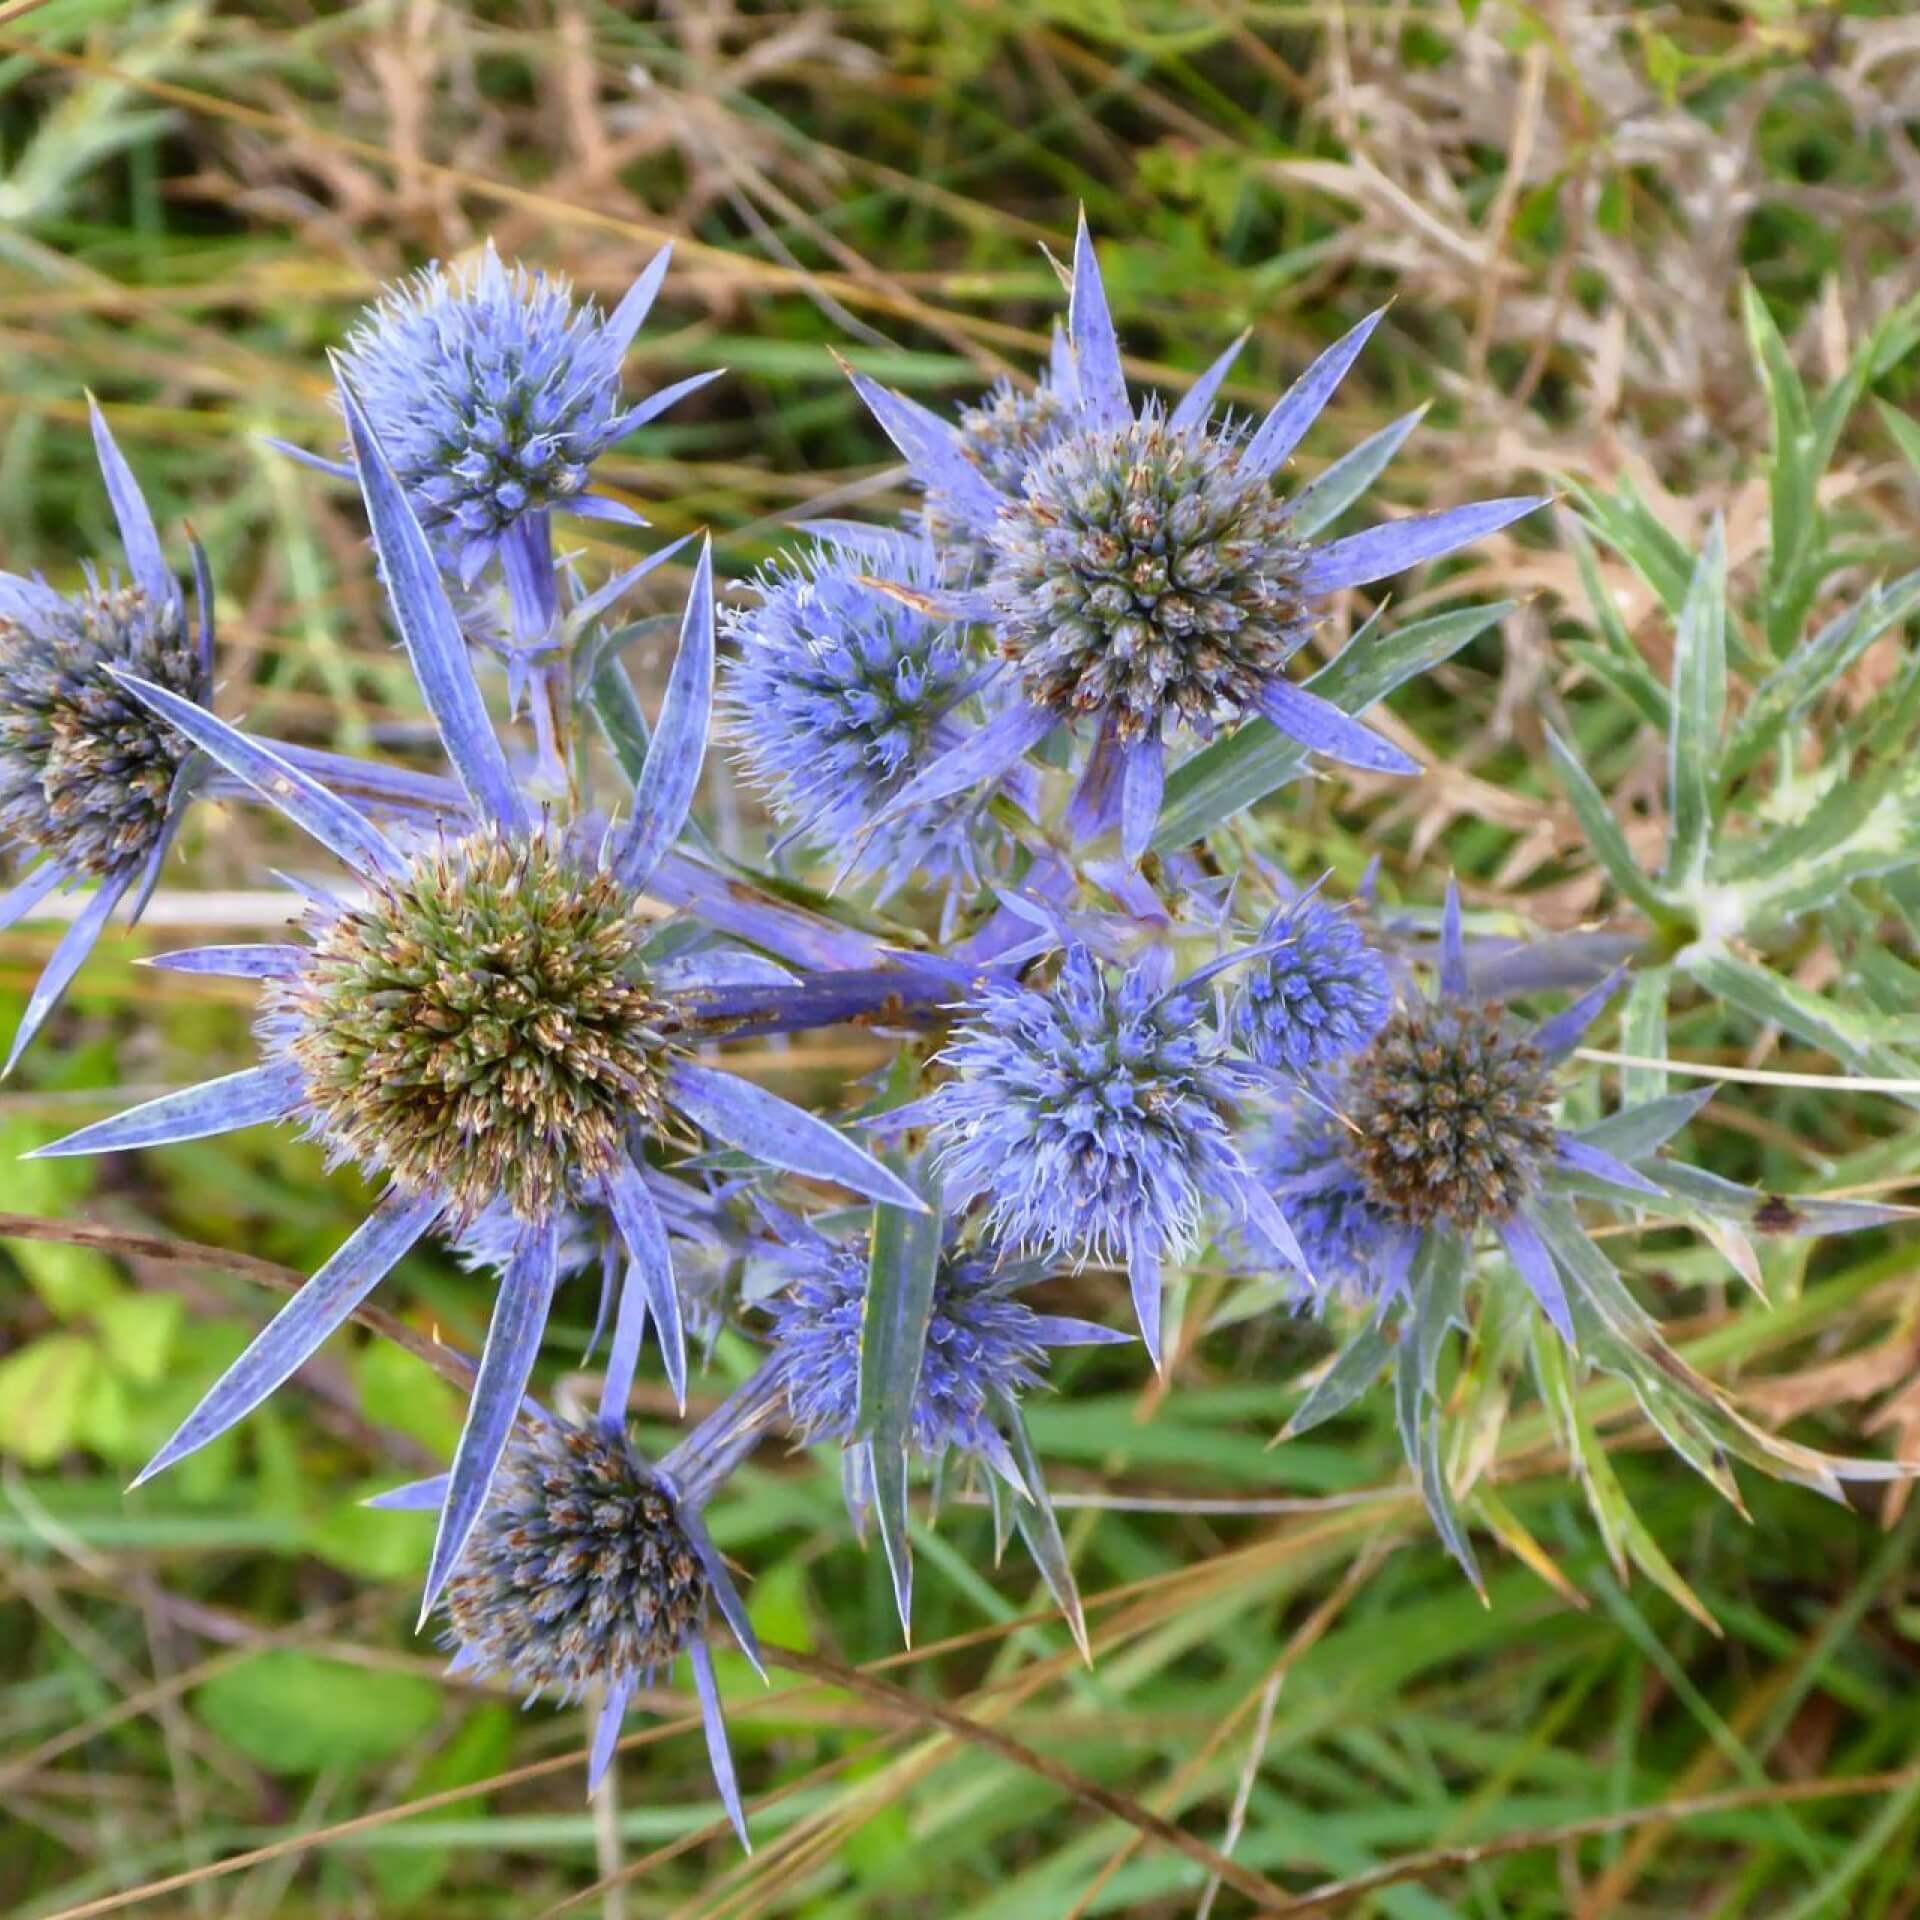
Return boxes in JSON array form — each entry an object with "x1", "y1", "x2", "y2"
[{"x1": 12, "y1": 228, "x2": 1916, "y2": 1840}]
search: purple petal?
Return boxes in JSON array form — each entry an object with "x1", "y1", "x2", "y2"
[
  {"x1": 335, "y1": 364, "x2": 527, "y2": 833},
  {"x1": 143, "y1": 944, "x2": 305, "y2": 981},
  {"x1": 110, "y1": 672, "x2": 409, "y2": 884},
  {"x1": 791, "y1": 519, "x2": 909, "y2": 562},
  {"x1": 606, "y1": 368, "x2": 726, "y2": 441},
  {"x1": 586, "y1": 1676, "x2": 636, "y2": 1797},
  {"x1": 4, "y1": 869, "x2": 133, "y2": 1076},
  {"x1": 1439, "y1": 879, "x2": 1468, "y2": 1000},
  {"x1": 667, "y1": 1061, "x2": 927, "y2": 1211},
  {"x1": 364, "y1": 1474, "x2": 449, "y2": 1512},
  {"x1": 131, "y1": 1185, "x2": 441, "y2": 1488},
  {"x1": 419, "y1": 1218, "x2": 560, "y2": 1623},
  {"x1": 689, "y1": 1636, "x2": 750, "y2": 1850},
  {"x1": 1026, "y1": 1314, "x2": 1133, "y2": 1349},
  {"x1": 1501, "y1": 1209, "x2": 1572, "y2": 1345},
  {"x1": 837, "y1": 358, "x2": 1003, "y2": 531},
  {"x1": 647, "y1": 851, "x2": 891, "y2": 971},
  {"x1": 601, "y1": 1156, "x2": 685, "y2": 1417},
  {"x1": 87, "y1": 395, "x2": 172, "y2": 609},
  {"x1": 1554, "y1": 1137, "x2": 1665, "y2": 1199},
  {"x1": 261, "y1": 437, "x2": 354, "y2": 482},
  {"x1": 1301, "y1": 496, "x2": 1549, "y2": 596},
  {"x1": 561, "y1": 494, "x2": 649, "y2": 530},
  {"x1": 1253, "y1": 679, "x2": 1419, "y2": 776},
  {"x1": 1067, "y1": 210, "x2": 1129, "y2": 431},
  {"x1": 0, "y1": 861, "x2": 67, "y2": 935},
  {"x1": 500, "y1": 511, "x2": 558, "y2": 645},
  {"x1": 1534, "y1": 968, "x2": 1626, "y2": 1062},
  {"x1": 1126, "y1": 1244, "x2": 1164, "y2": 1371},
  {"x1": 682, "y1": 1506, "x2": 764, "y2": 1679},
  {"x1": 1168, "y1": 328, "x2": 1250, "y2": 433},
  {"x1": 0, "y1": 570, "x2": 69, "y2": 624},
  {"x1": 1047, "y1": 318, "x2": 1075, "y2": 399},
  {"x1": 1243, "y1": 308, "x2": 1387, "y2": 482},
  {"x1": 614, "y1": 538, "x2": 714, "y2": 892},
  {"x1": 28, "y1": 1060, "x2": 307, "y2": 1158},
  {"x1": 1062, "y1": 726, "x2": 1126, "y2": 845},
  {"x1": 651, "y1": 950, "x2": 796, "y2": 993},
  {"x1": 881, "y1": 700, "x2": 1056, "y2": 820},
  {"x1": 1119, "y1": 739, "x2": 1165, "y2": 864},
  {"x1": 606, "y1": 244, "x2": 672, "y2": 354},
  {"x1": 570, "y1": 530, "x2": 697, "y2": 629},
  {"x1": 1238, "y1": 1179, "x2": 1313, "y2": 1287}
]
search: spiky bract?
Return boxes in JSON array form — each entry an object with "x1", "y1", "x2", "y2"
[
  {"x1": 1346, "y1": 1001, "x2": 1555, "y2": 1230},
  {"x1": 0, "y1": 583, "x2": 197, "y2": 878},
  {"x1": 924, "y1": 378, "x2": 1071, "y2": 566},
  {"x1": 444, "y1": 1418, "x2": 706, "y2": 1701},
  {"x1": 271, "y1": 826, "x2": 674, "y2": 1225}
]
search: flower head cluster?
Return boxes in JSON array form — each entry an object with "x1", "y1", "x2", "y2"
[
  {"x1": 332, "y1": 242, "x2": 714, "y2": 591},
  {"x1": 841, "y1": 214, "x2": 1546, "y2": 858},
  {"x1": 0, "y1": 403, "x2": 210, "y2": 1074},
  {"x1": 926, "y1": 943, "x2": 1299, "y2": 1363},
  {"x1": 1233, "y1": 895, "x2": 1391, "y2": 1073},
  {"x1": 722, "y1": 539, "x2": 986, "y2": 898},
  {"x1": 921, "y1": 358, "x2": 1072, "y2": 571}
]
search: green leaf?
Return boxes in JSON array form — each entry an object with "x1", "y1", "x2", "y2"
[
  {"x1": 1152, "y1": 601, "x2": 1511, "y2": 849},
  {"x1": 1878, "y1": 398, "x2": 1920, "y2": 479},
  {"x1": 1663, "y1": 521, "x2": 1726, "y2": 889},
  {"x1": 1682, "y1": 947, "x2": 1876, "y2": 1066},
  {"x1": 1619, "y1": 966, "x2": 1670, "y2": 1105},
  {"x1": 0, "y1": 1334, "x2": 98, "y2": 1465},
  {"x1": 992, "y1": 1388, "x2": 1089, "y2": 1662},
  {"x1": 94, "y1": 1292, "x2": 182, "y2": 1386},
  {"x1": 1568, "y1": 478, "x2": 1694, "y2": 617},
  {"x1": 853, "y1": 1174, "x2": 942, "y2": 1447},
  {"x1": 195, "y1": 1652, "x2": 441, "y2": 1774},
  {"x1": 1741, "y1": 280, "x2": 1819, "y2": 657},
  {"x1": 1281, "y1": 1312, "x2": 1392, "y2": 1438},
  {"x1": 1543, "y1": 723, "x2": 1671, "y2": 921}
]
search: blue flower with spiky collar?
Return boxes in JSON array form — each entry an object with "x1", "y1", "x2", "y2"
[
  {"x1": 289, "y1": 243, "x2": 716, "y2": 641},
  {"x1": 368, "y1": 1382, "x2": 769, "y2": 1842},
  {"x1": 0, "y1": 402, "x2": 214, "y2": 1074},
  {"x1": 32, "y1": 371, "x2": 927, "y2": 1632},
  {"x1": 840, "y1": 215, "x2": 1548, "y2": 859},
  {"x1": 922, "y1": 941, "x2": 1308, "y2": 1366},
  {"x1": 721, "y1": 536, "x2": 996, "y2": 903},
  {"x1": 1232, "y1": 893, "x2": 1390, "y2": 1073}
]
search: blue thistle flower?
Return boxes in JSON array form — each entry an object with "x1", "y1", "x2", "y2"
[
  {"x1": 0, "y1": 401, "x2": 213, "y2": 1073},
  {"x1": 1232, "y1": 894, "x2": 1390, "y2": 1073},
  {"x1": 311, "y1": 242, "x2": 717, "y2": 632},
  {"x1": 31, "y1": 375, "x2": 927, "y2": 1631},
  {"x1": 925, "y1": 942, "x2": 1306, "y2": 1366},
  {"x1": 721, "y1": 538, "x2": 993, "y2": 901},
  {"x1": 1237, "y1": 1101, "x2": 1392, "y2": 1304},
  {"x1": 841, "y1": 214, "x2": 1549, "y2": 859},
  {"x1": 369, "y1": 1391, "x2": 766, "y2": 1840}
]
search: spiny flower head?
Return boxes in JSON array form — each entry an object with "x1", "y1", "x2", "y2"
[
  {"x1": 922, "y1": 368, "x2": 1072, "y2": 569},
  {"x1": 0, "y1": 578, "x2": 198, "y2": 879},
  {"x1": 990, "y1": 407, "x2": 1308, "y2": 742},
  {"x1": 1232, "y1": 895, "x2": 1391, "y2": 1074},
  {"x1": 268, "y1": 823, "x2": 677, "y2": 1227},
  {"x1": 445, "y1": 1417, "x2": 705, "y2": 1701},
  {"x1": 722, "y1": 540, "x2": 984, "y2": 896},
  {"x1": 925, "y1": 942, "x2": 1297, "y2": 1363},
  {"x1": 840, "y1": 214, "x2": 1545, "y2": 858},
  {"x1": 336, "y1": 243, "x2": 707, "y2": 582},
  {"x1": 1346, "y1": 999, "x2": 1555, "y2": 1230},
  {"x1": 1240, "y1": 1101, "x2": 1395, "y2": 1302},
  {"x1": 767, "y1": 1239, "x2": 1063, "y2": 1460}
]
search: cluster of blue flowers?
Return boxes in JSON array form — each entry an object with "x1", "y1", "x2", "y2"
[{"x1": 5, "y1": 222, "x2": 1905, "y2": 1843}]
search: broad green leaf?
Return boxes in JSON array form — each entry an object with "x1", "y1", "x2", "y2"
[
  {"x1": 195, "y1": 1652, "x2": 441, "y2": 1774},
  {"x1": 1543, "y1": 723, "x2": 1671, "y2": 921},
  {"x1": 1662, "y1": 521, "x2": 1726, "y2": 889},
  {"x1": 0, "y1": 1334, "x2": 98, "y2": 1465},
  {"x1": 94, "y1": 1291, "x2": 182, "y2": 1385},
  {"x1": 1152, "y1": 601, "x2": 1510, "y2": 849}
]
